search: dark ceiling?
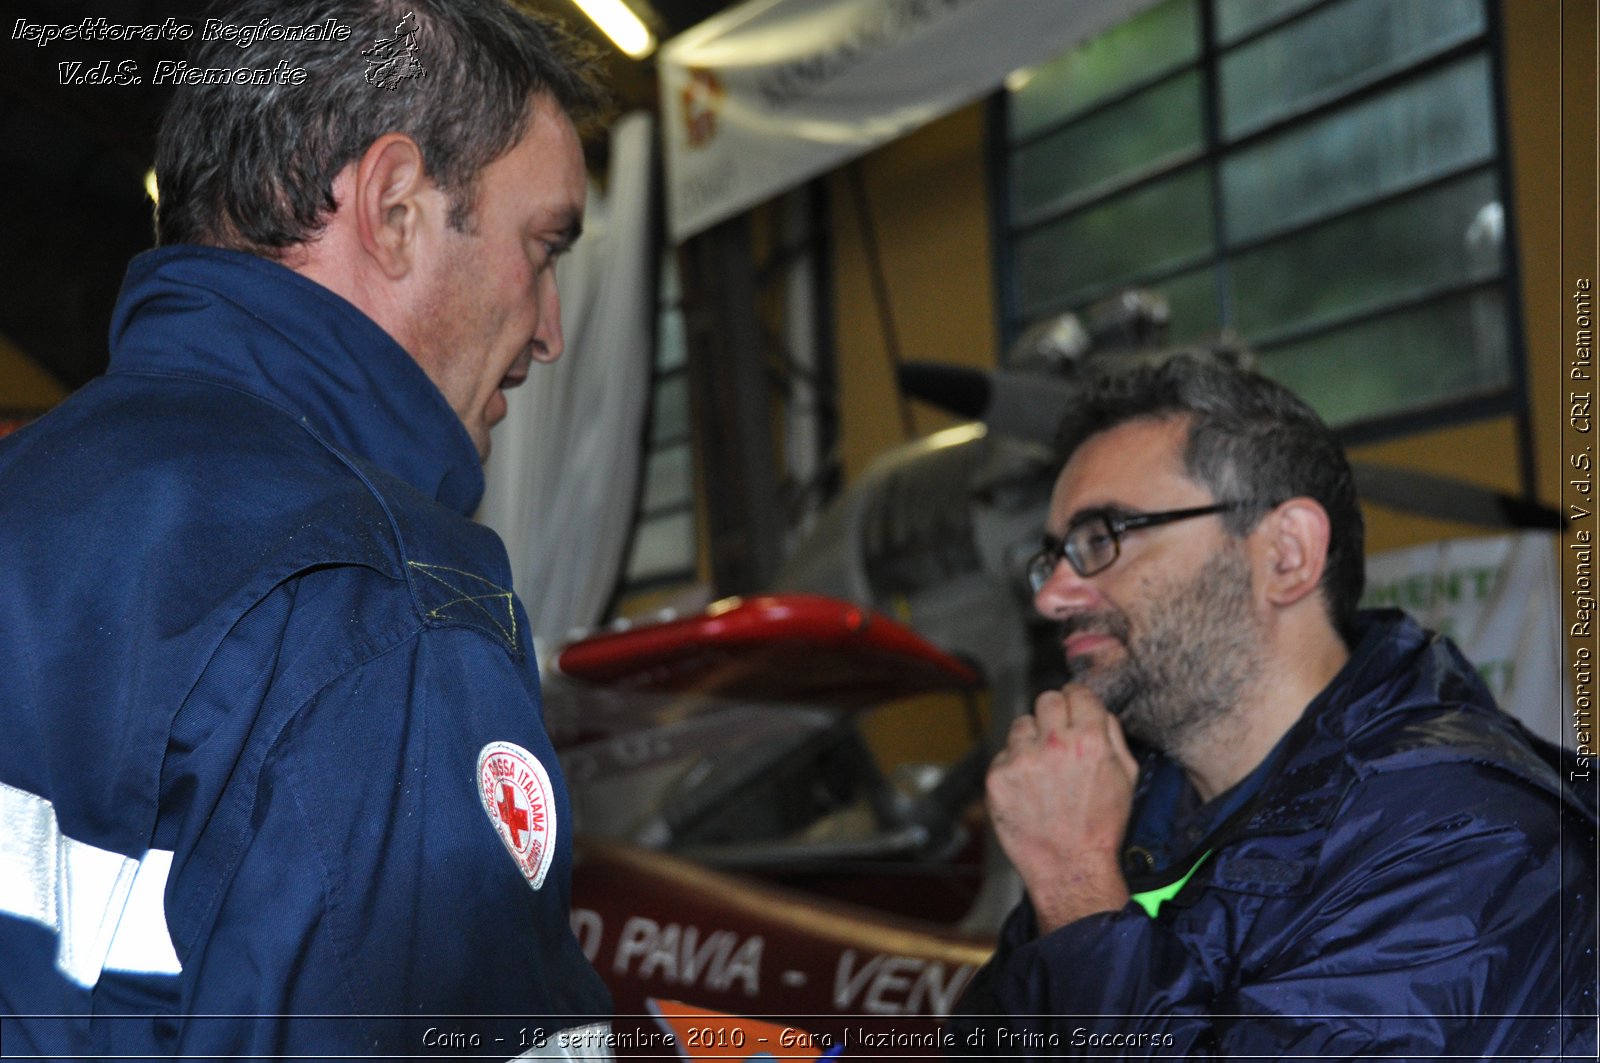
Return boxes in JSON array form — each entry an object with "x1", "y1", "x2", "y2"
[{"x1": 0, "y1": 0, "x2": 727, "y2": 397}]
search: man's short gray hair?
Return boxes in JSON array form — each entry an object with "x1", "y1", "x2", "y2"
[
  {"x1": 154, "y1": 0, "x2": 608, "y2": 253},
  {"x1": 1056, "y1": 355, "x2": 1366, "y2": 641}
]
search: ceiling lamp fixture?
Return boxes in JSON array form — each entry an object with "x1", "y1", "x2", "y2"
[{"x1": 571, "y1": 0, "x2": 656, "y2": 59}]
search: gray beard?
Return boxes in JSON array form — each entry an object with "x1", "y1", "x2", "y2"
[{"x1": 1070, "y1": 547, "x2": 1263, "y2": 757}]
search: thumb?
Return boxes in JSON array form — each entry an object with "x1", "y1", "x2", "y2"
[{"x1": 1104, "y1": 712, "x2": 1139, "y2": 779}]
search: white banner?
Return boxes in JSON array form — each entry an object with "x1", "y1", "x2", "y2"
[
  {"x1": 658, "y1": 0, "x2": 1156, "y2": 243},
  {"x1": 1363, "y1": 532, "x2": 1569, "y2": 749}
]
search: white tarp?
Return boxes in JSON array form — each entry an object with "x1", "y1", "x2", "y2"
[
  {"x1": 1363, "y1": 532, "x2": 1569, "y2": 749},
  {"x1": 658, "y1": 0, "x2": 1155, "y2": 243},
  {"x1": 477, "y1": 112, "x2": 657, "y2": 642}
]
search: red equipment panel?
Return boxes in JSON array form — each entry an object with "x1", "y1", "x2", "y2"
[{"x1": 555, "y1": 594, "x2": 981, "y2": 708}]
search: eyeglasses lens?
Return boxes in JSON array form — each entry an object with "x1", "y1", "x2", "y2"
[
  {"x1": 1068, "y1": 516, "x2": 1118, "y2": 578},
  {"x1": 1027, "y1": 515, "x2": 1120, "y2": 591},
  {"x1": 1025, "y1": 551, "x2": 1053, "y2": 594}
]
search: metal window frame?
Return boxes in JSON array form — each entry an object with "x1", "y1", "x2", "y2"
[{"x1": 991, "y1": 0, "x2": 1530, "y2": 480}]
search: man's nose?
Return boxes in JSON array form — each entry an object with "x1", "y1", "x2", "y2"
[
  {"x1": 1032, "y1": 557, "x2": 1101, "y2": 619},
  {"x1": 533, "y1": 276, "x2": 564, "y2": 363}
]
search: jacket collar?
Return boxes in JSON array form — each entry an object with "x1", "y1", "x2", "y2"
[
  {"x1": 1126, "y1": 608, "x2": 1580, "y2": 878},
  {"x1": 108, "y1": 245, "x2": 485, "y2": 514},
  {"x1": 1325, "y1": 610, "x2": 1591, "y2": 814}
]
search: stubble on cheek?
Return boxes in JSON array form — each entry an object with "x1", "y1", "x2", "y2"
[{"x1": 1093, "y1": 549, "x2": 1260, "y2": 753}]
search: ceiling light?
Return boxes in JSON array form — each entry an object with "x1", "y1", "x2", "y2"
[{"x1": 571, "y1": 0, "x2": 655, "y2": 59}]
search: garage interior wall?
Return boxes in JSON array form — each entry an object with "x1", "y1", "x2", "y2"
[
  {"x1": 0, "y1": 3, "x2": 1574, "y2": 522},
  {"x1": 830, "y1": 0, "x2": 1565, "y2": 551},
  {"x1": 825, "y1": 0, "x2": 1575, "y2": 766},
  {"x1": 0, "y1": 3, "x2": 1579, "y2": 726},
  {"x1": 0, "y1": 334, "x2": 69, "y2": 418}
]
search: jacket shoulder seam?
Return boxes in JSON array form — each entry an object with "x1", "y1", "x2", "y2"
[{"x1": 404, "y1": 561, "x2": 519, "y2": 654}]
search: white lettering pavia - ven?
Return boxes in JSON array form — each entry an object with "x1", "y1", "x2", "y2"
[
  {"x1": 611, "y1": 917, "x2": 762, "y2": 995},
  {"x1": 831, "y1": 950, "x2": 975, "y2": 1015}
]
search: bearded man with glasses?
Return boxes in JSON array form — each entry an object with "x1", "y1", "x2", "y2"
[{"x1": 948, "y1": 356, "x2": 1595, "y2": 1058}]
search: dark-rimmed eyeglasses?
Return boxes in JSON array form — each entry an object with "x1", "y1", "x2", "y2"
[{"x1": 1025, "y1": 501, "x2": 1269, "y2": 592}]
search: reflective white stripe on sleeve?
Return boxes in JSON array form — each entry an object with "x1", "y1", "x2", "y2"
[{"x1": 0, "y1": 780, "x2": 182, "y2": 987}]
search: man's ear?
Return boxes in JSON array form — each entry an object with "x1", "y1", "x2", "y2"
[
  {"x1": 351, "y1": 133, "x2": 431, "y2": 280},
  {"x1": 1255, "y1": 498, "x2": 1331, "y2": 608}
]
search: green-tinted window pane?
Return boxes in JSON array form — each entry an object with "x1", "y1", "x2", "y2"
[
  {"x1": 1222, "y1": 55, "x2": 1495, "y2": 244},
  {"x1": 640, "y1": 442, "x2": 692, "y2": 512},
  {"x1": 1221, "y1": 0, "x2": 1484, "y2": 139},
  {"x1": 1015, "y1": 167, "x2": 1213, "y2": 316},
  {"x1": 1059, "y1": 268, "x2": 1218, "y2": 343},
  {"x1": 650, "y1": 372, "x2": 689, "y2": 443},
  {"x1": 1042, "y1": 267, "x2": 1218, "y2": 360},
  {"x1": 1230, "y1": 169, "x2": 1502, "y2": 339},
  {"x1": 1012, "y1": 72, "x2": 1203, "y2": 225},
  {"x1": 624, "y1": 511, "x2": 696, "y2": 583},
  {"x1": 1009, "y1": 0, "x2": 1198, "y2": 141},
  {"x1": 1152, "y1": 265, "x2": 1220, "y2": 343},
  {"x1": 657, "y1": 307, "x2": 686, "y2": 372},
  {"x1": 1259, "y1": 289, "x2": 1510, "y2": 426},
  {"x1": 1214, "y1": 0, "x2": 1322, "y2": 44}
]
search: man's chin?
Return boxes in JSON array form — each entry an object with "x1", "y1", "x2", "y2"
[
  {"x1": 471, "y1": 425, "x2": 493, "y2": 462},
  {"x1": 473, "y1": 408, "x2": 500, "y2": 462},
  {"x1": 1069, "y1": 662, "x2": 1138, "y2": 719},
  {"x1": 1065, "y1": 641, "x2": 1125, "y2": 684}
]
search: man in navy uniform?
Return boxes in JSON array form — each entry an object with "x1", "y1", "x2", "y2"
[
  {"x1": 0, "y1": 0, "x2": 614, "y2": 1055},
  {"x1": 951, "y1": 356, "x2": 1596, "y2": 1057}
]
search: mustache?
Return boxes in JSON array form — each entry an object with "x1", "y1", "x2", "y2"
[{"x1": 1060, "y1": 611, "x2": 1130, "y2": 642}]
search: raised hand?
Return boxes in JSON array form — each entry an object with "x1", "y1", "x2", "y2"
[{"x1": 987, "y1": 684, "x2": 1141, "y2": 933}]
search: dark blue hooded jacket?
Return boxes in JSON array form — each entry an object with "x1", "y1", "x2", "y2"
[
  {"x1": 949, "y1": 611, "x2": 1597, "y2": 1058},
  {"x1": 0, "y1": 247, "x2": 611, "y2": 1057}
]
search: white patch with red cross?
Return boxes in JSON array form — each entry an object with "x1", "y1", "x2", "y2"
[{"x1": 477, "y1": 741, "x2": 557, "y2": 891}]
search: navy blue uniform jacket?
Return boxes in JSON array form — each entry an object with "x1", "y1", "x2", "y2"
[
  {"x1": 949, "y1": 611, "x2": 1597, "y2": 1058},
  {"x1": 0, "y1": 247, "x2": 611, "y2": 1056}
]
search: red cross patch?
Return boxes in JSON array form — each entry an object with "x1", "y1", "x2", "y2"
[{"x1": 477, "y1": 741, "x2": 557, "y2": 890}]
